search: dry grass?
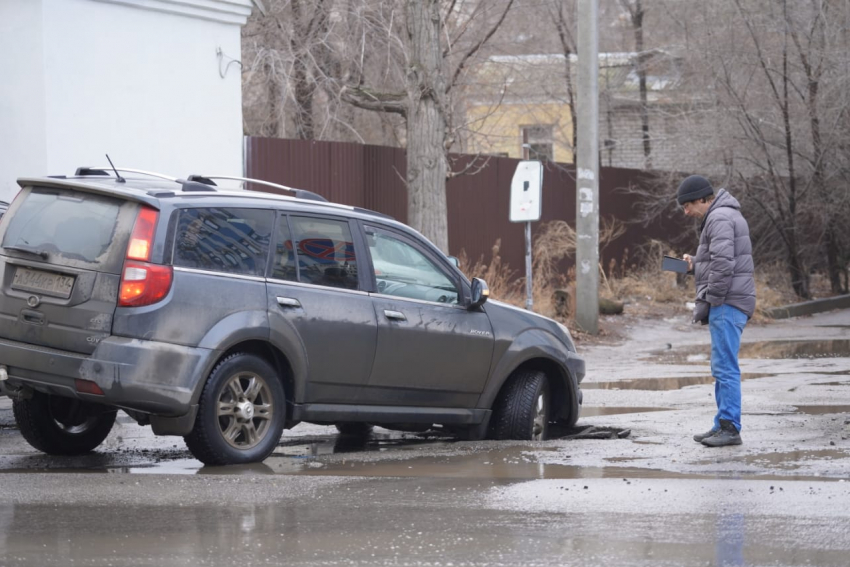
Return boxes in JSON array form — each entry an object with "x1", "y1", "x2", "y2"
[
  {"x1": 456, "y1": 240, "x2": 523, "y2": 303},
  {"x1": 459, "y1": 234, "x2": 836, "y2": 328}
]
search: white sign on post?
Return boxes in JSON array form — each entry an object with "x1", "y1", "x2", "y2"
[{"x1": 509, "y1": 160, "x2": 543, "y2": 223}]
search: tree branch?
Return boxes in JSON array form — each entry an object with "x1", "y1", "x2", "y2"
[
  {"x1": 446, "y1": 0, "x2": 515, "y2": 94},
  {"x1": 340, "y1": 85, "x2": 407, "y2": 116}
]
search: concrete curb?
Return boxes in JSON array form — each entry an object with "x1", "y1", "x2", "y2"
[{"x1": 767, "y1": 294, "x2": 850, "y2": 319}]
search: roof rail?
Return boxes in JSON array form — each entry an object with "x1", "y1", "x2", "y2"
[
  {"x1": 189, "y1": 175, "x2": 328, "y2": 202},
  {"x1": 86, "y1": 167, "x2": 177, "y2": 182}
]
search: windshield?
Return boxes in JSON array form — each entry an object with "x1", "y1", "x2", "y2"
[{"x1": 2, "y1": 189, "x2": 122, "y2": 264}]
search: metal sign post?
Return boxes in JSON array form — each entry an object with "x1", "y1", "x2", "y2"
[
  {"x1": 524, "y1": 221, "x2": 533, "y2": 310},
  {"x1": 509, "y1": 161, "x2": 543, "y2": 311}
]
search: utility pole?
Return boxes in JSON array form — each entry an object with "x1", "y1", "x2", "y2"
[{"x1": 575, "y1": 0, "x2": 599, "y2": 334}]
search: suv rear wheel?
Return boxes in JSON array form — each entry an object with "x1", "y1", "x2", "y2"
[
  {"x1": 13, "y1": 392, "x2": 117, "y2": 455},
  {"x1": 488, "y1": 370, "x2": 550, "y2": 441},
  {"x1": 184, "y1": 353, "x2": 285, "y2": 466}
]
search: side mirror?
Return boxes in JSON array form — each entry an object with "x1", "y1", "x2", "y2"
[
  {"x1": 447, "y1": 255, "x2": 460, "y2": 268},
  {"x1": 469, "y1": 277, "x2": 489, "y2": 310}
]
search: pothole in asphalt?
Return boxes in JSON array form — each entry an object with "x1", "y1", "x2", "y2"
[
  {"x1": 579, "y1": 407, "x2": 673, "y2": 416},
  {"x1": 792, "y1": 405, "x2": 850, "y2": 415},
  {"x1": 697, "y1": 449, "x2": 850, "y2": 469},
  {"x1": 652, "y1": 339, "x2": 850, "y2": 363},
  {"x1": 582, "y1": 373, "x2": 772, "y2": 391}
]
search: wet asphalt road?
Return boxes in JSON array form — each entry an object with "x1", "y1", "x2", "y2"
[{"x1": 1, "y1": 308, "x2": 849, "y2": 566}]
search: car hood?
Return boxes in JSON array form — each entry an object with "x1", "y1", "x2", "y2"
[{"x1": 485, "y1": 299, "x2": 577, "y2": 353}]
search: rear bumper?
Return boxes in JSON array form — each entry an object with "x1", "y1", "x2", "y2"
[{"x1": 0, "y1": 336, "x2": 215, "y2": 416}]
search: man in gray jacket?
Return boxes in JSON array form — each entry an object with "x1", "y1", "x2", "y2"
[{"x1": 678, "y1": 175, "x2": 756, "y2": 447}]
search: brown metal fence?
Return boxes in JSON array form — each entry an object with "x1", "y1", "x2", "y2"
[{"x1": 245, "y1": 137, "x2": 686, "y2": 276}]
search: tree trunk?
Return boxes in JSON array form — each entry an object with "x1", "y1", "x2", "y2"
[
  {"x1": 632, "y1": 0, "x2": 652, "y2": 168},
  {"x1": 788, "y1": 240, "x2": 810, "y2": 299},
  {"x1": 405, "y1": 0, "x2": 448, "y2": 253},
  {"x1": 291, "y1": 0, "x2": 316, "y2": 140}
]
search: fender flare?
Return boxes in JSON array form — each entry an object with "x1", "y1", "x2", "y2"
[
  {"x1": 190, "y1": 310, "x2": 271, "y2": 404},
  {"x1": 479, "y1": 328, "x2": 581, "y2": 421}
]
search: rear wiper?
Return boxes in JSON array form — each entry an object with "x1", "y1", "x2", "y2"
[{"x1": 4, "y1": 245, "x2": 49, "y2": 259}]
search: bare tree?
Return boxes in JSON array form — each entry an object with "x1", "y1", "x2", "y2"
[
  {"x1": 243, "y1": 0, "x2": 515, "y2": 253},
  {"x1": 629, "y1": 0, "x2": 850, "y2": 299}
]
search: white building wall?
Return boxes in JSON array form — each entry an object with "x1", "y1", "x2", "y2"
[
  {"x1": 0, "y1": 0, "x2": 253, "y2": 203},
  {"x1": 0, "y1": 0, "x2": 48, "y2": 202}
]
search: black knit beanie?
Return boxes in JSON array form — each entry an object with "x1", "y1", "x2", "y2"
[{"x1": 676, "y1": 175, "x2": 714, "y2": 205}]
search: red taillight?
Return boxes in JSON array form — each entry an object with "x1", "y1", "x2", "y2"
[
  {"x1": 119, "y1": 261, "x2": 172, "y2": 307},
  {"x1": 119, "y1": 207, "x2": 172, "y2": 307},
  {"x1": 75, "y1": 379, "x2": 104, "y2": 396},
  {"x1": 127, "y1": 207, "x2": 158, "y2": 261}
]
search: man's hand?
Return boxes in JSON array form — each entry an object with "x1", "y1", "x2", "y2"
[{"x1": 683, "y1": 254, "x2": 694, "y2": 272}]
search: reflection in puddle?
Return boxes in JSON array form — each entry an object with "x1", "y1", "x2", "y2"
[
  {"x1": 583, "y1": 373, "x2": 772, "y2": 391},
  {"x1": 118, "y1": 447, "x2": 848, "y2": 482},
  {"x1": 3, "y1": 440, "x2": 846, "y2": 482},
  {"x1": 652, "y1": 339, "x2": 850, "y2": 363},
  {"x1": 699, "y1": 449, "x2": 850, "y2": 469}
]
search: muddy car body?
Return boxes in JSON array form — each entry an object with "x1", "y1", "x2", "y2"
[{"x1": 0, "y1": 169, "x2": 584, "y2": 464}]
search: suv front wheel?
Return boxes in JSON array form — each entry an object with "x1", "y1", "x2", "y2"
[
  {"x1": 489, "y1": 370, "x2": 550, "y2": 441},
  {"x1": 184, "y1": 353, "x2": 285, "y2": 465},
  {"x1": 13, "y1": 392, "x2": 117, "y2": 455}
]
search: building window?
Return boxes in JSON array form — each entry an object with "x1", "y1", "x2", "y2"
[{"x1": 522, "y1": 125, "x2": 554, "y2": 161}]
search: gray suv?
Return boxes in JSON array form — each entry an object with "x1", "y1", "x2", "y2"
[{"x1": 0, "y1": 169, "x2": 584, "y2": 465}]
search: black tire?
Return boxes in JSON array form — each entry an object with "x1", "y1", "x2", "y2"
[
  {"x1": 184, "y1": 353, "x2": 286, "y2": 466},
  {"x1": 488, "y1": 370, "x2": 550, "y2": 441},
  {"x1": 12, "y1": 392, "x2": 117, "y2": 455},
  {"x1": 335, "y1": 422, "x2": 374, "y2": 436}
]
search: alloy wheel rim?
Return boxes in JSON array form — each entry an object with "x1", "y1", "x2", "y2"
[
  {"x1": 531, "y1": 390, "x2": 548, "y2": 441},
  {"x1": 48, "y1": 398, "x2": 99, "y2": 435},
  {"x1": 216, "y1": 372, "x2": 274, "y2": 450}
]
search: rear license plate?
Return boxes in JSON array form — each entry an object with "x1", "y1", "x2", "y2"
[{"x1": 12, "y1": 267, "x2": 75, "y2": 299}]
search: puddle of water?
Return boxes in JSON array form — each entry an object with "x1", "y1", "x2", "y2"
[
  {"x1": 698, "y1": 449, "x2": 850, "y2": 469},
  {"x1": 792, "y1": 405, "x2": 850, "y2": 415},
  {"x1": 582, "y1": 373, "x2": 772, "y2": 391},
  {"x1": 3, "y1": 442, "x2": 847, "y2": 482},
  {"x1": 653, "y1": 339, "x2": 850, "y2": 363}
]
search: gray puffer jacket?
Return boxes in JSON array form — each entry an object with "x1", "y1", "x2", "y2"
[{"x1": 693, "y1": 189, "x2": 756, "y2": 318}]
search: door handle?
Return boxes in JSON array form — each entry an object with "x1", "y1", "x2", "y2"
[
  {"x1": 383, "y1": 310, "x2": 406, "y2": 321},
  {"x1": 276, "y1": 297, "x2": 302, "y2": 308}
]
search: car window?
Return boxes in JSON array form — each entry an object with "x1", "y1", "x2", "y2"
[
  {"x1": 367, "y1": 230, "x2": 459, "y2": 304},
  {"x1": 288, "y1": 216, "x2": 358, "y2": 290},
  {"x1": 2, "y1": 189, "x2": 121, "y2": 265},
  {"x1": 271, "y1": 216, "x2": 297, "y2": 282},
  {"x1": 173, "y1": 208, "x2": 273, "y2": 277}
]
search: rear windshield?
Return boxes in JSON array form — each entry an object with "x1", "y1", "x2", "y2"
[{"x1": 2, "y1": 188, "x2": 123, "y2": 264}]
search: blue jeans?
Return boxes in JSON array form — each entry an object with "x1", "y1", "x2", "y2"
[{"x1": 709, "y1": 304, "x2": 748, "y2": 432}]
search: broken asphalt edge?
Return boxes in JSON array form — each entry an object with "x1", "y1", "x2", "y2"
[{"x1": 767, "y1": 294, "x2": 850, "y2": 319}]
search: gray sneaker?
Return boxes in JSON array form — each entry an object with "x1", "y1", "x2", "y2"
[
  {"x1": 701, "y1": 420, "x2": 742, "y2": 447},
  {"x1": 693, "y1": 427, "x2": 719, "y2": 443}
]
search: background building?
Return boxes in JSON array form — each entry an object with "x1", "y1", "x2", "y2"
[{"x1": 0, "y1": 0, "x2": 262, "y2": 203}]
